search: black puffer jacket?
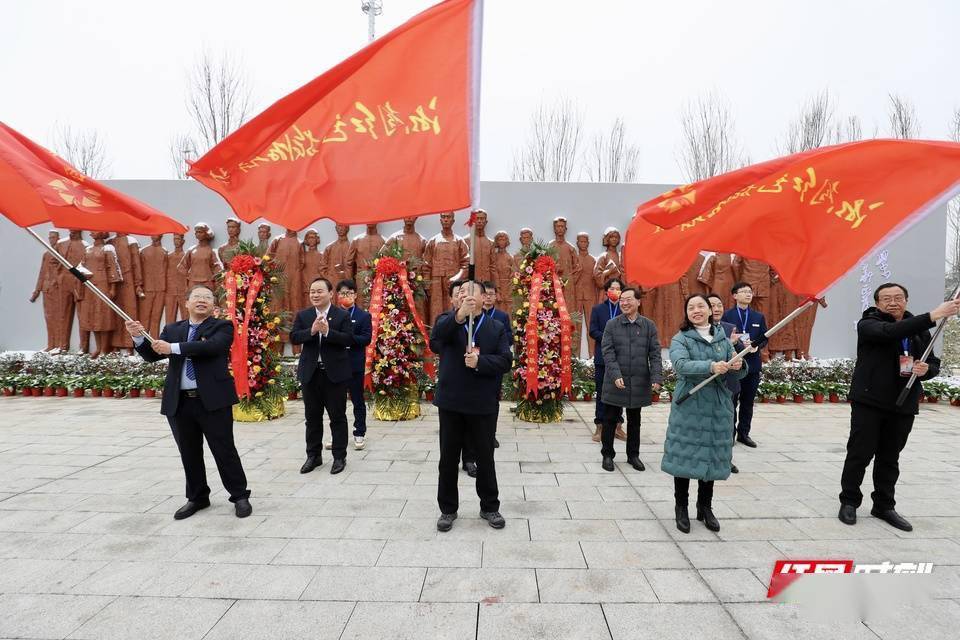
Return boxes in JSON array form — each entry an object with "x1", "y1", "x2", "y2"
[{"x1": 848, "y1": 308, "x2": 940, "y2": 415}]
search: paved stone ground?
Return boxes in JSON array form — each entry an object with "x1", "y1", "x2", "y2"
[{"x1": 0, "y1": 396, "x2": 958, "y2": 639}]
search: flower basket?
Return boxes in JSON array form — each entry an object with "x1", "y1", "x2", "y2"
[
  {"x1": 373, "y1": 387, "x2": 421, "y2": 421},
  {"x1": 516, "y1": 397, "x2": 564, "y2": 423},
  {"x1": 234, "y1": 396, "x2": 285, "y2": 422}
]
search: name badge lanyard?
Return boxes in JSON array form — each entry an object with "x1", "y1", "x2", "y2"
[
  {"x1": 737, "y1": 307, "x2": 750, "y2": 334},
  {"x1": 608, "y1": 301, "x2": 620, "y2": 321},
  {"x1": 466, "y1": 312, "x2": 485, "y2": 348}
]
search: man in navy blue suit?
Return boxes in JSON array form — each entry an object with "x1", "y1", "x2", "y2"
[
  {"x1": 291, "y1": 277, "x2": 355, "y2": 475},
  {"x1": 430, "y1": 281, "x2": 512, "y2": 532},
  {"x1": 481, "y1": 281, "x2": 513, "y2": 449},
  {"x1": 721, "y1": 281, "x2": 769, "y2": 448},
  {"x1": 335, "y1": 279, "x2": 373, "y2": 450},
  {"x1": 126, "y1": 284, "x2": 252, "y2": 520},
  {"x1": 589, "y1": 278, "x2": 625, "y2": 442}
]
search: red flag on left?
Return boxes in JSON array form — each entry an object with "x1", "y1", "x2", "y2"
[{"x1": 0, "y1": 122, "x2": 187, "y2": 234}]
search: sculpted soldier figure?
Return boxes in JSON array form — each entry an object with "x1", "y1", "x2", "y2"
[
  {"x1": 349, "y1": 224, "x2": 386, "y2": 305},
  {"x1": 699, "y1": 252, "x2": 737, "y2": 306},
  {"x1": 30, "y1": 230, "x2": 61, "y2": 351},
  {"x1": 324, "y1": 223, "x2": 353, "y2": 286},
  {"x1": 424, "y1": 212, "x2": 469, "y2": 322},
  {"x1": 573, "y1": 232, "x2": 598, "y2": 357},
  {"x1": 388, "y1": 217, "x2": 428, "y2": 321},
  {"x1": 218, "y1": 218, "x2": 243, "y2": 265},
  {"x1": 178, "y1": 223, "x2": 223, "y2": 291},
  {"x1": 77, "y1": 231, "x2": 123, "y2": 358},
  {"x1": 491, "y1": 231, "x2": 515, "y2": 314},
  {"x1": 548, "y1": 216, "x2": 581, "y2": 311},
  {"x1": 470, "y1": 209, "x2": 494, "y2": 283},
  {"x1": 256, "y1": 223, "x2": 272, "y2": 256},
  {"x1": 301, "y1": 229, "x2": 327, "y2": 309},
  {"x1": 594, "y1": 227, "x2": 624, "y2": 299},
  {"x1": 55, "y1": 229, "x2": 88, "y2": 351},
  {"x1": 514, "y1": 227, "x2": 533, "y2": 262},
  {"x1": 269, "y1": 229, "x2": 305, "y2": 352},
  {"x1": 165, "y1": 234, "x2": 188, "y2": 324},
  {"x1": 139, "y1": 235, "x2": 169, "y2": 339},
  {"x1": 109, "y1": 232, "x2": 144, "y2": 352}
]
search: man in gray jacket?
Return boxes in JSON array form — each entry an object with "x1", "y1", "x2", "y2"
[{"x1": 600, "y1": 286, "x2": 663, "y2": 472}]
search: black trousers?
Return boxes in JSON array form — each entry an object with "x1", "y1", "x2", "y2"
[
  {"x1": 438, "y1": 409, "x2": 499, "y2": 514},
  {"x1": 303, "y1": 367, "x2": 348, "y2": 460},
  {"x1": 167, "y1": 395, "x2": 249, "y2": 503},
  {"x1": 348, "y1": 371, "x2": 367, "y2": 436},
  {"x1": 601, "y1": 404, "x2": 641, "y2": 459},
  {"x1": 733, "y1": 369, "x2": 760, "y2": 437},
  {"x1": 839, "y1": 401, "x2": 915, "y2": 511},
  {"x1": 593, "y1": 363, "x2": 624, "y2": 425},
  {"x1": 674, "y1": 477, "x2": 714, "y2": 508}
]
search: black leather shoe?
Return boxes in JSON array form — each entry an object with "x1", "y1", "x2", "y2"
[
  {"x1": 736, "y1": 435, "x2": 758, "y2": 448},
  {"x1": 731, "y1": 463, "x2": 740, "y2": 474},
  {"x1": 463, "y1": 461, "x2": 478, "y2": 477},
  {"x1": 330, "y1": 459, "x2": 346, "y2": 475},
  {"x1": 675, "y1": 505, "x2": 690, "y2": 533},
  {"x1": 601, "y1": 456, "x2": 614, "y2": 472},
  {"x1": 838, "y1": 504, "x2": 857, "y2": 525},
  {"x1": 480, "y1": 510, "x2": 506, "y2": 529},
  {"x1": 871, "y1": 508, "x2": 912, "y2": 531},
  {"x1": 493, "y1": 438, "x2": 500, "y2": 448},
  {"x1": 627, "y1": 456, "x2": 645, "y2": 471},
  {"x1": 300, "y1": 455, "x2": 322, "y2": 474},
  {"x1": 696, "y1": 504, "x2": 720, "y2": 532},
  {"x1": 437, "y1": 512, "x2": 457, "y2": 532},
  {"x1": 234, "y1": 498, "x2": 252, "y2": 518},
  {"x1": 174, "y1": 499, "x2": 210, "y2": 520}
]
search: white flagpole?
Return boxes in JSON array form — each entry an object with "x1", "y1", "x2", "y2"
[{"x1": 466, "y1": 0, "x2": 484, "y2": 351}]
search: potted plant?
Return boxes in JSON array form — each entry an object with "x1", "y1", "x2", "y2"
[
  {"x1": 810, "y1": 381, "x2": 826, "y2": 404},
  {"x1": 757, "y1": 381, "x2": 773, "y2": 403},
  {"x1": 827, "y1": 382, "x2": 841, "y2": 403},
  {"x1": 663, "y1": 379, "x2": 677, "y2": 401},
  {"x1": 791, "y1": 382, "x2": 806, "y2": 403},
  {"x1": 0, "y1": 373, "x2": 15, "y2": 396},
  {"x1": 41, "y1": 375, "x2": 55, "y2": 396},
  {"x1": 949, "y1": 385, "x2": 960, "y2": 407},
  {"x1": 143, "y1": 376, "x2": 162, "y2": 398},
  {"x1": 922, "y1": 381, "x2": 942, "y2": 404},
  {"x1": 773, "y1": 382, "x2": 788, "y2": 404},
  {"x1": 67, "y1": 375, "x2": 86, "y2": 398}
]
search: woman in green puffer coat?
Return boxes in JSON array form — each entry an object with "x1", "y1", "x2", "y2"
[{"x1": 662, "y1": 294, "x2": 749, "y2": 534}]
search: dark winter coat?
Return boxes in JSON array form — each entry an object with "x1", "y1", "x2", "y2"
[{"x1": 600, "y1": 314, "x2": 663, "y2": 409}]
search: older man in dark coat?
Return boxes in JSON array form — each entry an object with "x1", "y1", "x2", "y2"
[{"x1": 599, "y1": 286, "x2": 663, "y2": 472}]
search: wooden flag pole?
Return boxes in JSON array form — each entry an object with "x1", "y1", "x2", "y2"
[
  {"x1": 26, "y1": 227, "x2": 156, "y2": 344},
  {"x1": 895, "y1": 282, "x2": 960, "y2": 406}
]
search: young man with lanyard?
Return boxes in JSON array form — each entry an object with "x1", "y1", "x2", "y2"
[
  {"x1": 589, "y1": 278, "x2": 626, "y2": 442},
  {"x1": 721, "y1": 282, "x2": 768, "y2": 448},
  {"x1": 333, "y1": 280, "x2": 372, "y2": 450},
  {"x1": 838, "y1": 283, "x2": 958, "y2": 531}
]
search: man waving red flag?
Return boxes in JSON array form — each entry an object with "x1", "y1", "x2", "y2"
[{"x1": 189, "y1": 0, "x2": 482, "y2": 229}]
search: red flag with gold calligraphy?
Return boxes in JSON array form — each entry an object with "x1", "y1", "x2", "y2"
[
  {"x1": 625, "y1": 139, "x2": 960, "y2": 297},
  {"x1": 188, "y1": 0, "x2": 481, "y2": 229},
  {"x1": 0, "y1": 122, "x2": 187, "y2": 234}
]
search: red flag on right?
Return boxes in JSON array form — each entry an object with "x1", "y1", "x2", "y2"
[{"x1": 626, "y1": 139, "x2": 960, "y2": 296}]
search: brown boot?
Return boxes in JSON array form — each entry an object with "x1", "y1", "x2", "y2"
[{"x1": 615, "y1": 424, "x2": 627, "y2": 441}]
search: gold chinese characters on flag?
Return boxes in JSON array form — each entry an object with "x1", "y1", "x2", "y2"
[{"x1": 190, "y1": 0, "x2": 481, "y2": 230}]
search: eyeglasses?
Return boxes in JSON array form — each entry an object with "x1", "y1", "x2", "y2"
[{"x1": 878, "y1": 295, "x2": 906, "y2": 303}]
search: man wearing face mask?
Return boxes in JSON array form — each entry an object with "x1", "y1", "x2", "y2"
[
  {"x1": 334, "y1": 280, "x2": 372, "y2": 450},
  {"x1": 838, "y1": 283, "x2": 959, "y2": 531},
  {"x1": 588, "y1": 279, "x2": 626, "y2": 442}
]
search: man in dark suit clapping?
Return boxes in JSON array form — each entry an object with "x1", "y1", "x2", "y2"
[
  {"x1": 430, "y1": 281, "x2": 512, "y2": 532},
  {"x1": 126, "y1": 284, "x2": 252, "y2": 520},
  {"x1": 335, "y1": 279, "x2": 373, "y2": 450},
  {"x1": 291, "y1": 277, "x2": 355, "y2": 475}
]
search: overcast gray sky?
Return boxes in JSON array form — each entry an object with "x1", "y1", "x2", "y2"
[{"x1": 3, "y1": 0, "x2": 958, "y2": 184}]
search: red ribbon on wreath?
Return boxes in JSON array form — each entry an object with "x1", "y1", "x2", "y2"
[
  {"x1": 523, "y1": 255, "x2": 573, "y2": 398},
  {"x1": 224, "y1": 268, "x2": 264, "y2": 399},
  {"x1": 364, "y1": 257, "x2": 435, "y2": 391}
]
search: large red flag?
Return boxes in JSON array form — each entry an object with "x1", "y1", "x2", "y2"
[
  {"x1": 188, "y1": 0, "x2": 481, "y2": 230},
  {"x1": 625, "y1": 139, "x2": 960, "y2": 296},
  {"x1": 0, "y1": 122, "x2": 187, "y2": 234}
]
